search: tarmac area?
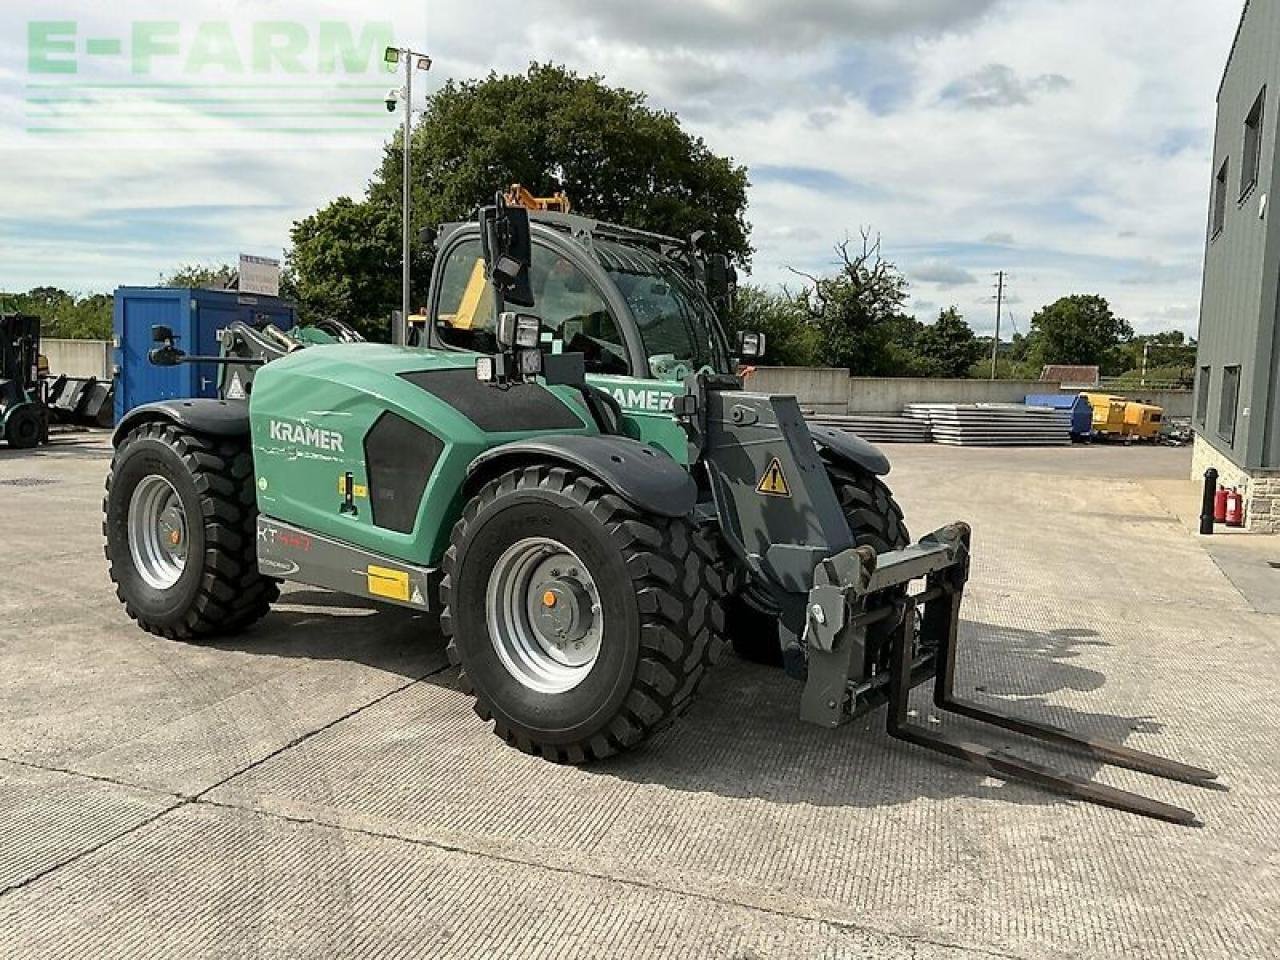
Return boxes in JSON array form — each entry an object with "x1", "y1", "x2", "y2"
[{"x1": 0, "y1": 432, "x2": 1277, "y2": 959}]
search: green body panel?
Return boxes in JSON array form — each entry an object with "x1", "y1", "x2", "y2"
[
  {"x1": 586, "y1": 374, "x2": 689, "y2": 464},
  {"x1": 248, "y1": 343, "x2": 596, "y2": 567}
]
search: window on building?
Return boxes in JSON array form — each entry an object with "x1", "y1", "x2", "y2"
[
  {"x1": 1196, "y1": 365, "x2": 1211, "y2": 424},
  {"x1": 1241, "y1": 87, "x2": 1266, "y2": 199},
  {"x1": 1218, "y1": 364, "x2": 1241, "y2": 443},
  {"x1": 1212, "y1": 158, "x2": 1229, "y2": 239}
]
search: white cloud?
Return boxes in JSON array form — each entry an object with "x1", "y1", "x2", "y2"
[{"x1": 0, "y1": 0, "x2": 1246, "y2": 340}]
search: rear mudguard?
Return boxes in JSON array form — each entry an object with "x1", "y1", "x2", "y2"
[
  {"x1": 112, "y1": 399, "x2": 249, "y2": 446},
  {"x1": 467, "y1": 434, "x2": 696, "y2": 519},
  {"x1": 808, "y1": 424, "x2": 890, "y2": 476}
]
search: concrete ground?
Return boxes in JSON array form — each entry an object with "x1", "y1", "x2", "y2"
[{"x1": 1, "y1": 433, "x2": 1277, "y2": 959}]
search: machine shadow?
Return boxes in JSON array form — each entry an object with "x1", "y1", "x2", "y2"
[
  {"x1": 588, "y1": 617, "x2": 1198, "y2": 814},
  {"x1": 216, "y1": 593, "x2": 1206, "y2": 817},
  {"x1": 214, "y1": 588, "x2": 447, "y2": 679}
]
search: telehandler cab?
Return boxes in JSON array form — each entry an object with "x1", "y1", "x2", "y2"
[{"x1": 105, "y1": 192, "x2": 1216, "y2": 824}]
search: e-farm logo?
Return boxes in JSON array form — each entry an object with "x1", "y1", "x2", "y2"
[{"x1": 24, "y1": 18, "x2": 404, "y2": 140}]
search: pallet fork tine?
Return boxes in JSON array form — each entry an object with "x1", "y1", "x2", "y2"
[{"x1": 810, "y1": 523, "x2": 1219, "y2": 826}]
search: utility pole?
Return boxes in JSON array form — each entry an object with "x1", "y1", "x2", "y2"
[
  {"x1": 990, "y1": 270, "x2": 1005, "y2": 380},
  {"x1": 384, "y1": 46, "x2": 432, "y2": 338}
]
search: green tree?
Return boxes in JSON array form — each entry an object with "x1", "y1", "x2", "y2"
[
  {"x1": 1027, "y1": 294, "x2": 1133, "y2": 374},
  {"x1": 288, "y1": 63, "x2": 751, "y2": 338},
  {"x1": 2, "y1": 287, "x2": 113, "y2": 339},
  {"x1": 286, "y1": 198, "x2": 406, "y2": 331},
  {"x1": 914, "y1": 306, "x2": 982, "y2": 377},
  {"x1": 727, "y1": 285, "x2": 820, "y2": 367},
  {"x1": 792, "y1": 231, "x2": 915, "y2": 376},
  {"x1": 161, "y1": 263, "x2": 236, "y2": 289}
]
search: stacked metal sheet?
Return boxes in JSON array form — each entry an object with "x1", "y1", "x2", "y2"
[
  {"x1": 903, "y1": 403, "x2": 1072, "y2": 446},
  {"x1": 804, "y1": 413, "x2": 932, "y2": 443}
]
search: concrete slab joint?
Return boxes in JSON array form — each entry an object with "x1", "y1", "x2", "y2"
[{"x1": 1191, "y1": 435, "x2": 1280, "y2": 532}]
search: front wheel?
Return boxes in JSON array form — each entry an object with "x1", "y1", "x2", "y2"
[
  {"x1": 440, "y1": 465, "x2": 726, "y2": 762},
  {"x1": 103, "y1": 422, "x2": 278, "y2": 639}
]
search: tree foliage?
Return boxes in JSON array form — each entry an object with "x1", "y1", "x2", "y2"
[
  {"x1": 727, "y1": 285, "x2": 820, "y2": 368},
  {"x1": 286, "y1": 198, "x2": 408, "y2": 332},
  {"x1": 914, "y1": 307, "x2": 984, "y2": 378},
  {"x1": 287, "y1": 63, "x2": 751, "y2": 337},
  {"x1": 790, "y1": 231, "x2": 914, "y2": 376},
  {"x1": 1, "y1": 287, "x2": 113, "y2": 339},
  {"x1": 161, "y1": 263, "x2": 236, "y2": 290},
  {"x1": 1026, "y1": 294, "x2": 1134, "y2": 374}
]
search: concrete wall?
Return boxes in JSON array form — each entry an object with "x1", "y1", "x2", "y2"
[
  {"x1": 746, "y1": 367, "x2": 1194, "y2": 418},
  {"x1": 42, "y1": 339, "x2": 112, "y2": 380}
]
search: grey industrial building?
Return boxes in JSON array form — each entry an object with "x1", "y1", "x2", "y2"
[{"x1": 1193, "y1": 0, "x2": 1280, "y2": 531}]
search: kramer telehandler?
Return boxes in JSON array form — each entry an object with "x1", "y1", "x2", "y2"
[{"x1": 104, "y1": 193, "x2": 1216, "y2": 823}]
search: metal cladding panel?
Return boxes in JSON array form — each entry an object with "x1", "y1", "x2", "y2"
[{"x1": 1198, "y1": 0, "x2": 1280, "y2": 468}]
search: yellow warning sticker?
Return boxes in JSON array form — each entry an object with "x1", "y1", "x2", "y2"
[
  {"x1": 337, "y1": 477, "x2": 369, "y2": 498},
  {"x1": 367, "y1": 565, "x2": 410, "y2": 602},
  {"x1": 756, "y1": 457, "x2": 791, "y2": 497}
]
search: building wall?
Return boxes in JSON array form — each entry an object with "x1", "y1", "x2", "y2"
[
  {"x1": 1192, "y1": 434, "x2": 1280, "y2": 532},
  {"x1": 1196, "y1": 0, "x2": 1280, "y2": 470}
]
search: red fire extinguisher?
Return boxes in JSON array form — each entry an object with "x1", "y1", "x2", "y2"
[
  {"x1": 1214, "y1": 486, "x2": 1230, "y2": 523},
  {"x1": 1225, "y1": 488, "x2": 1245, "y2": 528}
]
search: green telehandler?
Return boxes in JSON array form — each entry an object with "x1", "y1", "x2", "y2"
[{"x1": 104, "y1": 194, "x2": 1216, "y2": 823}]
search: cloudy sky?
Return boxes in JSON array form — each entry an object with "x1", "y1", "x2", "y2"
[{"x1": 0, "y1": 0, "x2": 1248, "y2": 338}]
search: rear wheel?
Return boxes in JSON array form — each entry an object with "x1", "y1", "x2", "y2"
[
  {"x1": 3, "y1": 404, "x2": 43, "y2": 449},
  {"x1": 440, "y1": 465, "x2": 726, "y2": 762},
  {"x1": 729, "y1": 463, "x2": 908, "y2": 665},
  {"x1": 103, "y1": 422, "x2": 278, "y2": 639}
]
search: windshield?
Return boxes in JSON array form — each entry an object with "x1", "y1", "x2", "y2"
[{"x1": 594, "y1": 240, "x2": 732, "y2": 378}]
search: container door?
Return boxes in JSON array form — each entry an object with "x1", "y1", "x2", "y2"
[
  {"x1": 192, "y1": 296, "x2": 240, "y2": 398},
  {"x1": 119, "y1": 293, "x2": 184, "y2": 414}
]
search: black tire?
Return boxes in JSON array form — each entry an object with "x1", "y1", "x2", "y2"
[
  {"x1": 440, "y1": 465, "x2": 726, "y2": 762},
  {"x1": 729, "y1": 463, "x2": 909, "y2": 664},
  {"x1": 103, "y1": 422, "x2": 278, "y2": 639},
  {"x1": 4, "y1": 404, "x2": 43, "y2": 449}
]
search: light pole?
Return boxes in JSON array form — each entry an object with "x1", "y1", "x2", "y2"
[{"x1": 384, "y1": 46, "x2": 432, "y2": 334}]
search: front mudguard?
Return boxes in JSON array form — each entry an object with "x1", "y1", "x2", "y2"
[
  {"x1": 809, "y1": 424, "x2": 890, "y2": 476},
  {"x1": 467, "y1": 434, "x2": 697, "y2": 519}
]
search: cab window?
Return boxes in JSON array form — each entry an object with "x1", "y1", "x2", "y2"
[{"x1": 434, "y1": 238, "x2": 630, "y2": 375}]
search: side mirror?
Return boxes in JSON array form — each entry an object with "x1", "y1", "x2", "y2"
[
  {"x1": 418, "y1": 225, "x2": 438, "y2": 251},
  {"x1": 480, "y1": 199, "x2": 534, "y2": 308},
  {"x1": 705, "y1": 254, "x2": 736, "y2": 313},
  {"x1": 736, "y1": 330, "x2": 766, "y2": 361}
]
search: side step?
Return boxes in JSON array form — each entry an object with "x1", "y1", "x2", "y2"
[{"x1": 815, "y1": 524, "x2": 1220, "y2": 825}]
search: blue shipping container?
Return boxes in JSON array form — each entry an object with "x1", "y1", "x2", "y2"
[
  {"x1": 1025, "y1": 393, "x2": 1092, "y2": 438},
  {"x1": 113, "y1": 287, "x2": 296, "y2": 422}
]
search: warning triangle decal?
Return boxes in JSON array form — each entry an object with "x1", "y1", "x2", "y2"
[{"x1": 756, "y1": 457, "x2": 791, "y2": 497}]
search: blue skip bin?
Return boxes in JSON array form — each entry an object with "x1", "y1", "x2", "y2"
[
  {"x1": 113, "y1": 287, "x2": 296, "y2": 423},
  {"x1": 1025, "y1": 393, "x2": 1092, "y2": 439}
]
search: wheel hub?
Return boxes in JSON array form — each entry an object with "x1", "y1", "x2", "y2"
[
  {"x1": 127, "y1": 475, "x2": 189, "y2": 590},
  {"x1": 486, "y1": 538, "x2": 604, "y2": 693}
]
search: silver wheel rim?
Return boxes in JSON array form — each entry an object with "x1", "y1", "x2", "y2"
[
  {"x1": 127, "y1": 475, "x2": 189, "y2": 590},
  {"x1": 485, "y1": 537, "x2": 604, "y2": 694}
]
